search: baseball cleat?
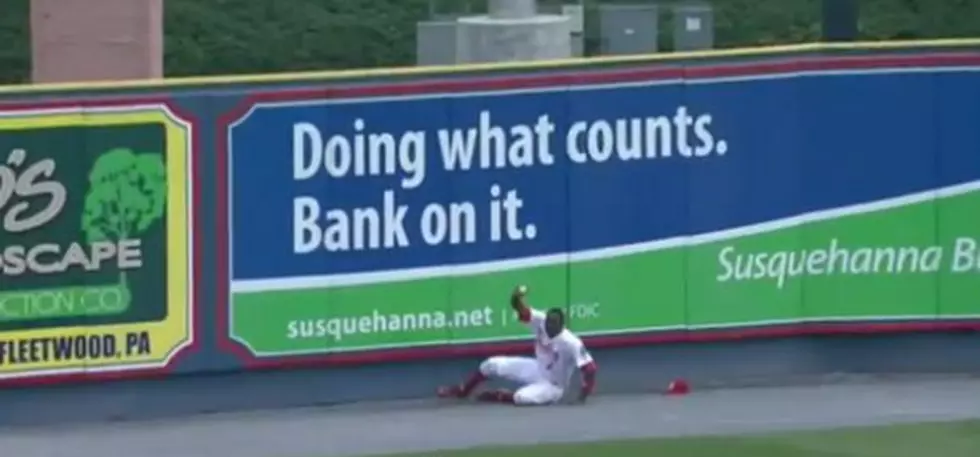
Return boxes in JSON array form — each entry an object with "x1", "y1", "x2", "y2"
[
  {"x1": 437, "y1": 384, "x2": 467, "y2": 398},
  {"x1": 475, "y1": 389, "x2": 514, "y2": 403}
]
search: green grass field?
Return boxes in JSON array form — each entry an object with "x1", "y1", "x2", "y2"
[{"x1": 370, "y1": 420, "x2": 980, "y2": 457}]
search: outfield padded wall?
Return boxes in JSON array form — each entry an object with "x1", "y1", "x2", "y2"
[{"x1": 0, "y1": 41, "x2": 979, "y2": 392}]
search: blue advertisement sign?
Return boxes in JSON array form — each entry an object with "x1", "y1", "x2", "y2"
[{"x1": 225, "y1": 59, "x2": 980, "y2": 285}]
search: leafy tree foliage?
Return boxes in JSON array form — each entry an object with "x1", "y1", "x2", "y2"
[
  {"x1": 0, "y1": 0, "x2": 30, "y2": 84},
  {"x1": 1, "y1": 0, "x2": 979, "y2": 85}
]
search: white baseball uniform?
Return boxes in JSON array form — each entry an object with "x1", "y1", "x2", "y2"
[{"x1": 478, "y1": 308, "x2": 594, "y2": 405}]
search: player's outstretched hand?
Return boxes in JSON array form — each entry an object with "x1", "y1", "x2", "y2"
[{"x1": 510, "y1": 285, "x2": 527, "y2": 307}]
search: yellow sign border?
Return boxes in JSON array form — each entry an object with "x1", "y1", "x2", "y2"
[
  {"x1": 0, "y1": 105, "x2": 194, "y2": 378},
  {"x1": 0, "y1": 39, "x2": 978, "y2": 94}
]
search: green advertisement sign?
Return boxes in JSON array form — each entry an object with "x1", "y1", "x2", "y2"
[
  {"x1": 229, "y1": 186, "x2": 980, "y2": 357},
  {"x1": 0, "y1": 105, "x2": 195, "y2": 379}
]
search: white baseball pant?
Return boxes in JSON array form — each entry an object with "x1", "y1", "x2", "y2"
[{"x1": 479, "y1": 356, "x2": 563, "y2": 405}]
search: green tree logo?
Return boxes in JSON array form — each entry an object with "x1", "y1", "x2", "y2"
[{"x1": 81, "y1": 148, "x2": 166, "y2": 290}]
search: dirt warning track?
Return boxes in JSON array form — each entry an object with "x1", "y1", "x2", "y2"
[{"x1": 2, "y1": 377, "x2": 980, "y2": 457}]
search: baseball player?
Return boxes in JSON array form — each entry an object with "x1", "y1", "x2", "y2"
[{"x1": 437, "y1": 285, "x2": 598, "y2": 405}]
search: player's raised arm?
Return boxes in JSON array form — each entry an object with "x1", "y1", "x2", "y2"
[{"x1": 510, "y1": 285, "x2": 534, "y2": 323}]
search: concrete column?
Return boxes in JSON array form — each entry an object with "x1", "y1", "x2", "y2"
[
  {"x1": 456, "y1": 0, "x2": 571, "y2": 64},
  {"x1": 30, "y1": 0, "x2": 163, "y2": 84},
  {"x1": 488, "y1": 0, "x2": 537, "y2": 19}
]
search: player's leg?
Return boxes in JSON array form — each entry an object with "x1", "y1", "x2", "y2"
[
  {"x1": 512, "y1": 381, "x2": 564, "y2": 406},
  {"x1": 438, "y1": 356, "x2": 538, "y2": 399},
  {"x1": 472, "y1": 357, "x2": 543, "y2": 404},
  {"x1": 437, "y1": 366, "x2": 489, "y2": 399}
]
